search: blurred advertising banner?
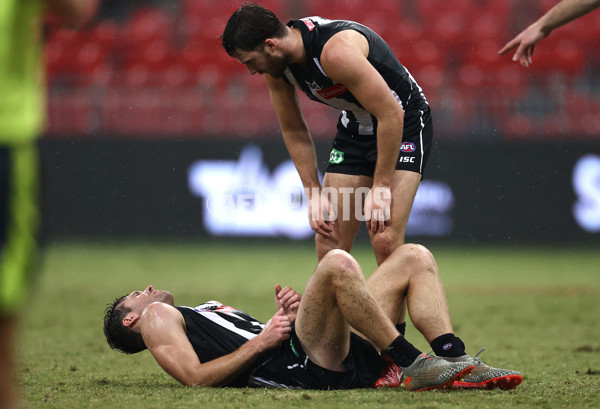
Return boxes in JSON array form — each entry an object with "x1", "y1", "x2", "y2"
[{"x1": 40, "y1": 138, "x2": 599, "y2": 242}]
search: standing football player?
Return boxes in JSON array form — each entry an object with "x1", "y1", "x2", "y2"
[{"x1": 221, "y1": 4, "x2": 432, "y2": 267}]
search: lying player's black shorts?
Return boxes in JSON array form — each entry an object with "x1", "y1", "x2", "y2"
[
  {"x1": 326, "y1": 107, "x2": 433, "y2": 178},
  {"x1": 248, "y1": 327, "x2": 385, "y2": 389}
]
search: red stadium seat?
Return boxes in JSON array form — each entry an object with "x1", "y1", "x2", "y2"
[
  {"x1": 494, "y1": 64, "x2": 527, "y2": 99},
  {"x1": 529, "y1": 38, "x2": 586, "y2": 76},
  {"x1": 416, "y1": 0, "x2": 474, "y2": 18},
  {"x1": 409, "y1": 40, "x2": 445, "y2": 72},
  {"x1": 414, "y1": 64, "x2": 446, "y2": 102},
  {"x1": 468, "y1": 12, "x2": 507, "y2": 43},
  {"x1": 457, "y1": 64, "x2": 484, "y2": 90},
  {"x1": 90, "y1": 19, "x2": 118, "y2": 50},
  {"x1": 123, "y1": 7, "x2": 174, "y2": 46},
  {"x1": 303, "y1": 0, "x2": 333, "y2": 17},
  {"x1": 386, "y1": 20, "x2": 425, "y2": 63},
  {"x1": 505, "y1": 114, "x2": 533, "y2": 139}
]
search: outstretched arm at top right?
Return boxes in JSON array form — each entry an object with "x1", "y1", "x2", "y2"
[
  {"x1": 140, "y1": 303, "x2": 291, "y2": 387},
  {"x1": 499, "y1": 0, "x2": 600, "y2": 66}
]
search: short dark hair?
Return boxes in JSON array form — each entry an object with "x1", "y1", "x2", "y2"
[
  {"x1": 221, "y1": 2, "x2": 287, "y2": 56},
  {"x1": 103, "y1": 295, "x2": 147, "y2": 354}
]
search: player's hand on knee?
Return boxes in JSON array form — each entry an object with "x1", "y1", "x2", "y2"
[
  {"x1": 308, "y1": 190, "x2": 336, "y2": 237},
  {"x1": 364, "y1": 186, "x2": 392, "y2": 233}
]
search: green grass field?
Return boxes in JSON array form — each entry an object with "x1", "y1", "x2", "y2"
[{"x1": 17, "y1": 240, "x2": 600, "y2": 408}]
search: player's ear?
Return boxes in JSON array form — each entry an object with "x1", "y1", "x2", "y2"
[
  {"x1": 122, "y1": 312, "x2": 140, "y2": 328},
  {"x1": 265, "y1": 38, "x2": 277, "y2": 51}
]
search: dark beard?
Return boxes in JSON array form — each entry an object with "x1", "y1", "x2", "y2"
[{"x1": 268, "y1": 53, "x2": 291, "y2": 78}]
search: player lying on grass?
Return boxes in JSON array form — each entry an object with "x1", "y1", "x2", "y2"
[{"x1": 103, "y1": 244, "x2": 522, "y2": 391}]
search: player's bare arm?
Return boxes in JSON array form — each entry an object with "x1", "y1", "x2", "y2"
[
  {"x1": 320, "y1": 31, "x2": 405, "y2": 233},
  {"x1": 264, "y1": 74, "x2": 335, "y2": 237},
  {"x1": 140, "y1": 303, "x2": 290, "y2": 386},
  {"x1": 499, "y1": 0, "x2": 600, "y2": 66}
]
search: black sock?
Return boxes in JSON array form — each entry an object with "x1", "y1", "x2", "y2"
[
  {"x1": 395, "y1": 322, "x2": 406, "y2": 336},
  {"x1": 430, "y1": 333, "x2": 466, "y2": 357},
  {"x1": 382, "y1": 335, "x2": 422, "y2": 368}
]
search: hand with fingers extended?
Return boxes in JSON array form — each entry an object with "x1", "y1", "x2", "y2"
[
  {"x1": 498, "y1": 0, "x2": 600, "y2": 67},
  {"x1": 257, "y1": 309, "x2": 292, "y2": 350},
  {"x1": 364, "y1": 185, "x2": 392, "y2": 234},
  {"x1": 498, "y1": 22, "x2": 547, "y2": 67},
  {"x1": 274, "y1": 284, "x2": 301, "y2": 324},
  {"x1": 308, "y1": 189, "x2": 336, "y2": 238}
]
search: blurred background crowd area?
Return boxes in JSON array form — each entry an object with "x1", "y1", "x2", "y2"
[{"x1": 45, "y1": 0, "x2": 600, "y2": 140}]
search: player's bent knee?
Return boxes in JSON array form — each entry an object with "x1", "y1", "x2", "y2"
[
  {"x1": 320, "y1": 249, "x2": 361, "y2": 278},
  {"x1": 388, "y1": 244, "x2": 437, "y2": 275},
  {"x1": 402, "y1": 244, "x2": 438, "y2": 275}
]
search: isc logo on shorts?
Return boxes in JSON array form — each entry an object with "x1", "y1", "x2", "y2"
[{"x1": 400, "y1": 142, "x2": 416, "y2": 153}]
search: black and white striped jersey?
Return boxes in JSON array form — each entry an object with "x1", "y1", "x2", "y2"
[
  {"x1": 284, "y1": 17, "x2": 429, "y2": 136},
  {"x1": 175, "y1": 301, "x2": 384, "y2": 389},
  {"x1": 175, "y1": 301, "x2": 266, "y2": 386}
]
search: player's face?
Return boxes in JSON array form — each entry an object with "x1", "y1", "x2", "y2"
[
  {"x1": 235, "y1": 47, "x2": 288, "y2": 78},
  {"x1": 121, "y1": 285, "x2": 174, "y2": 313}
]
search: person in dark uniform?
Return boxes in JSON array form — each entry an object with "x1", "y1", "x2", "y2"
[
  {"x1": 221, "y1": 4, "x2": 431, "y2": 268},
  {"x1": 103, "y1": 245, "x2": 522, "y2": 391}
]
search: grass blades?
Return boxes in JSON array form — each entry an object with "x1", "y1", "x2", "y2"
[{"x1": 17, "y1": 240, "x2": 600, "y2": 408}]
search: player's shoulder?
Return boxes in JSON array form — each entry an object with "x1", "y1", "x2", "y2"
[
  {"x1": 141, "y1": 302, "x2": 183, "y2": 324},
  {"x1": 321, "y1": 30, "x2": 368, "y2": 70}
]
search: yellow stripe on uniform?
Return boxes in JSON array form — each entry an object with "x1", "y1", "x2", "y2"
[{"x1": 0, "y1": 143, "x2": 40, "y2": 312}]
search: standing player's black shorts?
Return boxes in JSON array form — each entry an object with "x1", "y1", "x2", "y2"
[
  {"x1": 248, "y1": 327, "x2": 385, "y2": 389},
  {"x1": 326, "y1": 107, "x2": 433, "y2": 178}
]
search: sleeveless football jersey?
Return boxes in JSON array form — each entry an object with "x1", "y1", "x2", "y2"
[
  {"x1": 284, "y1": 17, "x2": 428, "y2": 137},
  {"x1": 175, "y1": 301, "x2": 266, "y2": 386},
  {"x1": 176, "y1": 301, "x2": 384, "y2": 389}
]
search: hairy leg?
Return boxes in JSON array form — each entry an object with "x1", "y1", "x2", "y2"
[
  {"x1": 295, "y1": 250, "x2": 399, "y2": 371},
  {"x1": 367, "y1": 170, "x2": 421, "y2": 326},
  {"x1": 368, "y1": 170, "x2": 421, "y2": 265},
  {"x1": 315, "y1": 173, "x2": 372, "y2": 261},
  {"x1": 366, "y1": 244, "x2": 453, "y2": 342}
]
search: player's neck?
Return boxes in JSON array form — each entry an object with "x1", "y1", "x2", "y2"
[{"x1": 285, "y1": 27, "x2": 306, "y2": 67}]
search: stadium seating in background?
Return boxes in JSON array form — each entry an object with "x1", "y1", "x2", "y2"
[{"x1": 44, "y1": 0, "x2": 600, "y2": 139}]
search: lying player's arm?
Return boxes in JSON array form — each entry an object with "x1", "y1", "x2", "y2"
[
  {"x1": 141, "y1": 303, "x2": 290, "y2": 387},
  {"x1": 264, "y1": 74, "x2": 334, "y2": 236},
  {"x1": 46, "y1": 0, "x2": 98, "y2": 27},
  {"x1": 320, "y1": 31, "x2": 404, "y2": 231}
]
